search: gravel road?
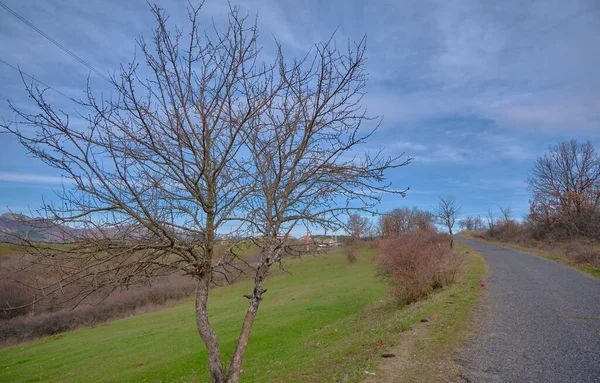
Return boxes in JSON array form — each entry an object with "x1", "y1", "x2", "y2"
[{"x1": 456, "y1": 237, "x2": 600, "y2": 383}]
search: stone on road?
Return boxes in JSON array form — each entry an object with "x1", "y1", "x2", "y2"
[{"x1": 457, "y1": 237, "x2": 600, "y2": 383}]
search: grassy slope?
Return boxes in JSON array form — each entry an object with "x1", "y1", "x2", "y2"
[
  {"x1": 0, "y1": 246, "x2": 485, "y2": 382},
  {"x1": 460, "y1": 232, "x2": 600, "y2": 278}
]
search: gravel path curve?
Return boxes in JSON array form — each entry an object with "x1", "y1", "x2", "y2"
[{"x1": 456, "y1": 237, "x2": 600, "y2": 383}]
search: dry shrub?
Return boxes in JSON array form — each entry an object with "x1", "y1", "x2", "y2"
[
  {"x1": 0, "y1": 244, "x2": 258, "y2": 344},
  {"x1": 0, "y1": 279, "x2": 30, "y2": 319},
  {"x1": 477, "y1": 221, "x2": 600, "y2": 269},
  {"x1": 377, "y1": 229, "x2": 463, "y2": 306},
  {"x1": 0, "y1": 274, "x2": 195, "y2": 345},
  {"x1": 551, "y1": 241, "x2": 600, "y2": 268},
  {"x1": 345, "y1": 246, "x2": 358, "y2": 264}
]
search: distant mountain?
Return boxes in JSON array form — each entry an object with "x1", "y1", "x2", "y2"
[
  {"x1": 0, "y1": 213, "x2": 200, "y2": 244},
  {"x1": 0, "y1": 213, "x2": 75, "y2": 243}
]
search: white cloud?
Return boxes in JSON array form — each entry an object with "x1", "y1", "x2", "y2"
[
  {"x1": 0, "y1": 171, "x2": 69, "y2": 184},
  {"x1": 391, "y1": 140, "x2": 428, "y2": 152}
]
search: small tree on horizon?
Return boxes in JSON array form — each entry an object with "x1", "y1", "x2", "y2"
[
  {"x1": 435, "y1": 197, "x2": 460, "y2": 248},
  {"x1": 347, "y1": 214, "x2": 371, "y2": 240}
]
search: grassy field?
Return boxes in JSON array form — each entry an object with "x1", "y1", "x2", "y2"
[
  {"x1": 0, "y1": 244, "x2": 25, "y2": 259},
  {"x1": 0, "y1": 245, "x2": 485, "y2": 382},
  {"x1": 460, "y1": 232, "x2": 600, "y2": 279}
]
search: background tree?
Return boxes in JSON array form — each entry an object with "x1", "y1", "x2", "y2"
[
  {"x1": 458, "y1": 216, "x2": 485, "y2": 231},
  {"x1": 458, "y1": 216, "x2": 475, "y2": 231},
  {"x1": 527, "y1": 140, "x2": 600, "y2": 238},
  {"x1": 486, "y1": 208, "x2": 497, "y2": 234},
  {"x1": 435, "y1": 197, "x2": 460, "y2": 248},
  {"x1": 378, "y1": 207, "x2": 434, "y2": 237},
  {"x1": 499, "y1": 206, "x2": 513, "y2": 225},
  {"x1": 0, "y1": 4, "x2": 408, "y2": 383},
  {"x1": 347, "y1": 214, "x2": 371, "y2": 240}
]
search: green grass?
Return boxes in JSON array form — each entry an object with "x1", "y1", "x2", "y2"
[
  {"x1": 0, "y1": 246, "x2": 486, "y2": 382},
  {"x1": 460, "y1": 233, "x2": 600, "y2": 279},
  {"x1": 0, "y1": 244, "x2": 25, "y2": 258}
]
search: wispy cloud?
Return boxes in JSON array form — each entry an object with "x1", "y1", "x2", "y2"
[
  {"x1": 391, "y1": 141, "x2": 428, "y2": 152},
  {"x1": 0, "y1": 171, "x2": 69, "y2": 184}
]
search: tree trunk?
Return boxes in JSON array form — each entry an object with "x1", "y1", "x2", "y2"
[
  {"x1": 196, "y1": 277, "x2": 225, "y2": 383},
  {"x1": 226, "y1": 263, "x2": 268, "y2": 383},
  {"x1": 226, "y1": 296, "x2": 261, "y2": 383}
]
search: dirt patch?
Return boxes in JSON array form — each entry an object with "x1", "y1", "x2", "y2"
[
  {"x1": 362, "y1": 315, "x2": 469, "y2": 383},
  {"x1": 363, "y1": 322, "x2": 429, "y2": 382}
]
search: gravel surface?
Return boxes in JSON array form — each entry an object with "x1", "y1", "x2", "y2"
[{"x1": 456, "y1": 237, "x2": 600, "y2": 383}]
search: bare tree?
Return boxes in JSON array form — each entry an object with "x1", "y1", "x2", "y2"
[
  {"x1": 486, "y1": 209, "x2": 497, "y2": 233},
  {"x1": 527, "y1": 140, "x2": 600, "y2": 238},
  {"x1": 474, "y1": 215, "x2": 485, "y2": 230},
  {"x1": 378, "y1": 207, "x2": 434, "y2": 237},
  {"x1": 458, "y1": 215, "x2": 485, "y2": 231},
  {"x1": 458, "y1": 216, "x2": 475, "y2": 231},
  {"x1": 347, "y1": 214, "x2": 371, "y2": 240},
  {"x1": 499, "y1": 206, "x2": 513, "y2": 225},
  {"x1": 0, "y1": 4, "x2": 408, "y2": 383},
  {"x1": 435, "y1": 197, "x2": 460, "y2": 248}
]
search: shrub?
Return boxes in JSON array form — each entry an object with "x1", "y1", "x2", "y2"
[
  {"x1": 0, "y1": 275, "x2": 195, "y2": 344},
  {"x1": 476, "y1": 219, "x2": 600, "y2": 269},
  {"x1": 554, "y1": 241, "x2": 600, "y2": 268},
  {"x1": 377, "y1": 229, "x2": 462, "y2": 305},
  {"x1": 0, "y1": 279, "x2": 30, "y2": 319},
  {"x1": 345, "y1": 245, "x2": 358, "y2": 264}
]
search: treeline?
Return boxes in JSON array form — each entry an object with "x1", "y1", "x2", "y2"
[{"x1": 464, "y1": 140, "x2": 600, "y2": 268}]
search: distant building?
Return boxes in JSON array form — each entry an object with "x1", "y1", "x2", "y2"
[
  {"x1": 300, "y1": 235, "x2": 312, "y2": 242},
  {"x1": 217, "y1": 237, "x2": 231, "y2": 246},
  {"x1": 316, "y1": 237, "x2": 335, "y2": 248}
]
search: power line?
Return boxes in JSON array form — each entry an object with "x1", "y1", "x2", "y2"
[
  {"x1": 0, "y1": 58, "x2": 75, "y2": 101},
  {"x1": 0, "y1": 1, "x2": 111, "y2": 83}
]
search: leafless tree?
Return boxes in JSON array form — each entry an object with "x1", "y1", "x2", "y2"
[
  {"x1": 0, "y1": 4, "x2": 409, "y2": 383},
  {"x1": 474, "y1": 215, "x2": 484, "y2": 230},
  {"x1": 347, "y1": 214, "x2": 371, "y2": 240},
  {"x1": 378, "y1": 207, "x2": 434, "y2": 237},
  {"x1": 527, "y1": 140, "x2": 600, "y2": 238},
  {"x1": 458, "y1": 216, "x2": 475, "y2": 231},
  {"x1": 499, "y1": 206, "x2": 513, "y2": 225},
  {"x1": 435, "y1": 197, "x2": 460, "y2": 248},
  {"x1": 458, "y1": 215, "x2": 485, "y2": 231},
  {"x1": 486, "y1": 209, "x2": 497, "y2": 233}
]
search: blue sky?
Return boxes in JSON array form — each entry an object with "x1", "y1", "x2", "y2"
[{"x1": 1, "y1": 0, "x2": 599, "y2": 230}]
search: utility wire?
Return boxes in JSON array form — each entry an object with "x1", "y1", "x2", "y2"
[
  {"x1": 0, "y1": 1, "x2": 111, "y2": 83},
  {"x1": 0, "y1": 58, "x2": 75, "y2": 101}
]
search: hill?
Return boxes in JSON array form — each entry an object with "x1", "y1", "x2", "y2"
[{"x1": 0, "y1": 246, "x2": 485, "y2": 382}]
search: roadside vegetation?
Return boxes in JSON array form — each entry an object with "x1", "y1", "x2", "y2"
[
  {"x1": 367, "y1": 243, "x2": 486, "y2": 383},
  {"x1": 459, "y1": 140, "x2": 600, "y2": 277},
  {"x1": 377, "y1": 229, "x2": 463, "y2": 305},
  {"x1": 0, "y1": 240, "x2": 485, "y2": 383},
  {"x1": 461, "y1": 229, "x2": 600, "y2": 278}
]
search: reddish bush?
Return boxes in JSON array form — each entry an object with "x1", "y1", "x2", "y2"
[
  {"x1": 0, "y1": 275, "x2": 195, "y2": 344},
  {"x1": 345, "y1": 245, "x2": 358, "y2": 264},
  {"x1": 377, "y1": 230, "x2": 462, "y2": 305}
]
